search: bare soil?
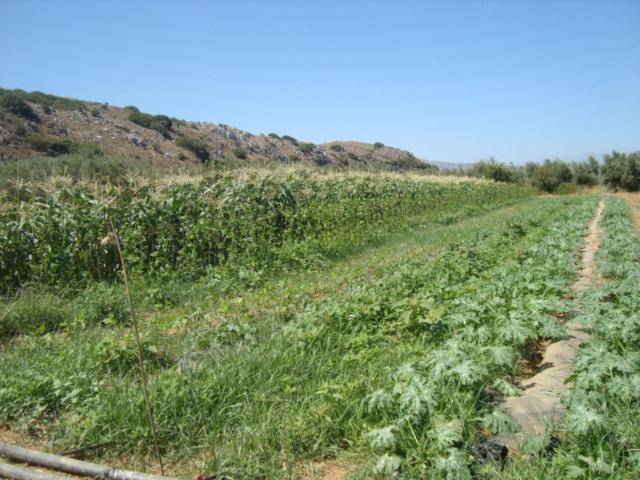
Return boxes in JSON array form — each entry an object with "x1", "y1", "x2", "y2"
[{"x1": 300, "y1": 460, "x2": 356, "y2": 480}]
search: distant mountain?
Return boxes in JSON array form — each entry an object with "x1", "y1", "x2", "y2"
[
  {"x1": 429, "y1": 160, "x2": 473, "y2": 171},
  {"x1": 0, "y1": 88, "x2": 438, "y2": 172}
]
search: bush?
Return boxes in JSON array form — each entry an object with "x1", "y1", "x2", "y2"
[
  {"x1": 555, "y1": 182, "x2": 579, "y2": 195},
  {"x1": 468, "y1": 158, "x2": 521, "y2": 183},
  {"x1": 526, "y1": 159, "x2": 574, "y2": 193},
  {"x1": 602, "y1": 151, "x2": 640, "y2": 191},
  {"x1": 390, "y1": 153, "x2": 438, "y2": 172},
  {"x1": 1, "y1": 88, "x2": 84, "y2": 111},
  {"x1": 268, "y1": 133, "x2": 280, "y2": 139},
  {"x1": 128, "y1": 111, "x2": 172, "y2": 138},
  {"x1": 12, "y1": 120, "x2": 27, "y2": 137},
  {"x1": 572, "y1": 156, "x2": 600, "y2": 186},
  {"x1": 175, "y1": 136, "x2": 210, "y2": 162},
  {"x1": 300, "y1": 143, "x2": 315, "y2": 154},
  {"x1": 124, "y1": 105, "x2": 139, "y2": 112},
  {"x1": 288, "y1": 154, "x2": 300, "y2": 163},
  {"x1": 232, "y1": 147, "x2": 247, "y2": 159},
  {"x1": 330, "y1": 144, "x2": 344, "y2": 152},
  {"x1": 91, "y1": 108, "x2": 100, "y2": 117},
  {"x1": 373, "y1": 142, "x2": 385, "y2": 149},
  {"x1": 282, "y1": 135, "x2": 298, "y2": 145},
  {"x1": 26, "y1": 133, "x2": 76, "y2": 156},
  {"x1": 347, "y1": 152, "x2": 358, "y2": 161},
  {"x1": 0, "y1": 91, "x2": 39, "y2": 121}
]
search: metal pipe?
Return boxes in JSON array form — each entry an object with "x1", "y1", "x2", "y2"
[
  {"x1": 0, "y1": 443, "x2": 177, "y2": 480},
  {"x1": 0, "y1": 462, "x2": 70, "y2": 480}
]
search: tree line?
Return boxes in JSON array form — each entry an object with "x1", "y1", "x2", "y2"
[{"x1": 463, "y1": 151, "x2": 640, "y2": 192}]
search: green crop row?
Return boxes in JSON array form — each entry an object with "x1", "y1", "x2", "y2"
[
  {"x1": 0, "y1": 196, "x2": 596, "y2": 478},
  {"x1": 490, "y1": 197, "x2": 640, "y2": 479},
  {"x1": 0, "y1": 173, "x2": 528, "y2": 293}
]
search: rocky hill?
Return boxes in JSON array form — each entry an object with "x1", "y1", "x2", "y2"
[{"x1": 0, "y1": 88, "x2": 437, "y2": 172}]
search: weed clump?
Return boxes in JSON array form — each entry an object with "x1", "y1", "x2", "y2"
[{"x1": 175, "y1": 136, "x2": 210, "y2": 162}]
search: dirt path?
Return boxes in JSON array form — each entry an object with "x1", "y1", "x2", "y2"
[{"x1": 495, "y1": 199, "x2": 605, "y2": 450}]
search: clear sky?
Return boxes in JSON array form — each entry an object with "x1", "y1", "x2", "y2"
[{"x1": 1, "y1": 0, "x2": 638, "y2": 165}]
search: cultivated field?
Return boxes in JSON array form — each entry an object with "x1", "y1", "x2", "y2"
[{"x1": 1, "y1": 170, "x2": 639, "y2": 479}]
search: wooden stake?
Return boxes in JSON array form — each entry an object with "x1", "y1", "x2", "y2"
[{"x1": 109, "y1": 220, "x2": 165, "y2": 475}]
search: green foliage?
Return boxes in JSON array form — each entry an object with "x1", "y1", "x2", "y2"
[
  {"x1": 282, "y1": 135, "x2": 298, "y2": 145},
  {"x1": 0, "y1": 175, "x2": 528, "y2": 292},
  {"x1": 468, "y1": 158, "x2": 521, "y2": 183},
  {"x1": 232, "y1": 146, "x2": 247, "y2": 159},
  {"x1": 329, "y1": 144, "x2": 344, "y2": 152},
  {"x1": 76, "y1": 283, "x2": 130, "y2": 326},
  {"x1": 602, "y1": 150, "x2": 640, "y2": 191},
  {"x1": 267, "y1": 133, "x2": 280, "y2": 139},
  {"x1": 11, "y1": 120, "x2": 27, "y2": 137},
  {"x1": 572, "y1": 156, "x2": 599, "y2": 186},
  {"x1": 0, "y1": 91, "x2": 39, "y2": 121},
  {"x1": 124, "y1": 105, "x2": 139, "y2": 112},
  {"x1": 373, "y1": 142, "x2": 385, "y2": 149},
  {"x1": 526, "y1": 159, "x2": 574, "y2": 193},
  {"x1": 175, "y1": 136, "x2": 210, "y2": 162},
  {"x1": 1, "y1": 194, "x2": 603, "y2": 478},
  {"x1": 0, "y1": 289, "x2": 75, "y2": 337},
  {"x1": 0, "y1": 88, "x2": 83, "y2": 111},
  {"x1": 127, "y1": 111, "x2": 173, "y2": 138},
  {"x1": 390, "y1": 152, "x2": 438, "y2": 172},
  {"x1": 300, "y1": 142, "x2": 315, "y2": 154},
  {"x1": 26, "y1": 133, "x2": 76, "y2": 156},
  {"x1": 90, "y1": 107, "x2": 100, "y2": 117},
  {"x1": 554, "y1": 182, "x2": 579, "y2": 195}
]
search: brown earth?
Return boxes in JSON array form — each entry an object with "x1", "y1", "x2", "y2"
[
  {"x1": 0, "y1": 89, "x2": 436, "y2": 171},
  {"x1": 300, "y1": 459, "x2": 357, "y2": 480},
  {"x1": 495, "y1": 199, "x2": 604, "y2": 450}
]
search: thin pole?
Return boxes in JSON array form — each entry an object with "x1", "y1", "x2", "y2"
[{"x1": 108, "y1": 219, "x2": 165, "y2": 475}]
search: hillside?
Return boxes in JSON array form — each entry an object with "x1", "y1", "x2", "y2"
[{"x1": 0, "y1": 88, "x2": 437, "y2": 172}]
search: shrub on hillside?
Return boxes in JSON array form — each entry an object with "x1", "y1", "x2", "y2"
[
  {"x1": 232, "y1": 147, "x2": 247, "y2": 159},
  {"x1": 373, "y1": 142, "x2": 385, "y2": 149},
  {"x1": 602, "y1": 151, "x2": 640, "y2": 191},
  {"x1": 300, "y1": 142, "x2": 315, "y2": 154},
  {"x1": 282, "y1": 135, "x2": 298, "y2": 145},
  {"x1": 26, "y1": 133, "x2": 76, "y2": 156},
  {"x1": 175, "y1": 136, "x2": 210, "y2": 162},
  {"x1": 1, "y1": 88, "x2": 84, "y2": 111},
  {"x1": 268, "y1": 133, "x2": 280, "y2": 139},
  {"x1": 0, "y1": 91, "x2": 39, "y2": 121},
  {"x1": 330, "y1": 144, "x2": 344, "y2": 152},
  {"x1": 128, "y1": 111, "x2": 173, "y2": 138}
]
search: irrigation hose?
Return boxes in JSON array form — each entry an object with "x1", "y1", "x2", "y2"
[{"x1": 0, "y1": 443, "x2": 177, "y2": 480}]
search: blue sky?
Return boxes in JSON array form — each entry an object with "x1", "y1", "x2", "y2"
[{"x1": 1, "y1": 0, "x2": 638, "y2": 164}]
